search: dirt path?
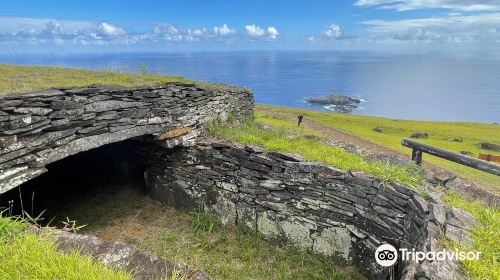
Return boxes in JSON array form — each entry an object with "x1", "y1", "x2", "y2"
[{"x1": 257, "y1": 107, "x2": 499, "y2": 206}]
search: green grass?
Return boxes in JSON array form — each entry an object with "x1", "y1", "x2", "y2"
[
  {"x1": 256, "y1": 104, "x2": 500, "y2": 193},
  {"x1": 0, "y1": 64, "x2": 241, "y2": 96},
  {"x1": 208, "y1": 118, "x2": 423, "y2": 187},
  {"x1": 50, "y1": 187, "x2": 365, "y2": 280},
  {"x1": 0, "y1": 214, "x2": 132, "y2": 280},
  {"x1": 444, "y1": 193, "x2": 500, "y2": 279}
]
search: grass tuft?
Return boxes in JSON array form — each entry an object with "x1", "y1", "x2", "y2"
[
  {"x1": 0, "y1": 215, "x2": 131, "y2": 280},
  {"x1": 444, "y1": 192, "x2": 500, "y2": 279},
  {"x1": 192, "y1": 212, "x2": 221, "y2": 234}
]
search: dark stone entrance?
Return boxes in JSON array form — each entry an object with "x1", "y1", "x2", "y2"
[{"x1": 0, "y1": 140, "x2": 147, "y2": 225}]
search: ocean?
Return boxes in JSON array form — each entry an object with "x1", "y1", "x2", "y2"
[{"x1": 1, "y1": 50, "x2": 499, "y2": 123}]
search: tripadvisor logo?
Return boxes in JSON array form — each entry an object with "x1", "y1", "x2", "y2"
[
  {"x1": 375, "y1": 244, "x2": 481, "y2": 267},
  {"x1": 375, "y1": 244, "x2": 398, "y2": 267}
]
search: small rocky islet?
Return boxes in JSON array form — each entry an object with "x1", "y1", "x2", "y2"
[{"x1": 305, "y1": 94, "x2": 361, "y2": 113}]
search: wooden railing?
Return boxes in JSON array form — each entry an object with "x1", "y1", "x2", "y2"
[{"x1": 401, "y1": 138, "x2": 500, "y2": 176}]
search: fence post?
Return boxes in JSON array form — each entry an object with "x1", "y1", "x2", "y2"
[{"x1": 411, "y1": 148, "x2": 422, "y2": 165}]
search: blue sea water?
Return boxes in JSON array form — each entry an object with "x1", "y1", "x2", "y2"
[{"x1": 1, "y1": 51, "x2": 499, "y2": 123}]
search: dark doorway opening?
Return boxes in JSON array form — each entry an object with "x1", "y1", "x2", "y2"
[{"x1": 0, "y1": 139, "x2": 148, "y2": 228}]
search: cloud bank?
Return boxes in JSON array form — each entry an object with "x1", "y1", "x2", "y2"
[
  {"x1": 355, "y1": 0, "x2": 500, "y2": 11},
  {"x1": 0, "y1": 17, "x2": 283, "y2": 47},
  {"x1": 362, "y1": 13, "x2": 500, "y2": 43}
]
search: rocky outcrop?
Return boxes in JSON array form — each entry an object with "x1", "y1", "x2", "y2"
[
  {"x1": 138, "y1": 140, "x2": 442, "y2": 279},
  {"x1": 305, "y1": 94, "x2": 361, "y2": 113},
  {"x1": 0, "y1": 84, "x2": 253, "y2": 194}
]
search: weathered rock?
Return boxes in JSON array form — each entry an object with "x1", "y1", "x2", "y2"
[
  {"x1": 244, "y1": 145, "x2": 266, "y2": 154},
  {"x1": 416, "y1": 257, "x2": 463, "y2": 280},
  {"x1": 12, "y1": 107, "x2": 53, "y2": 115},
  {"x1": 429, "y1": 203, "x2": 446, "y2": 226},
  {"x1": 410, "y1": 132, "x2": 428, "y2": 139},
  {"x1": 445, "y1": 224, "x2": 474, "y2": 248},
  {"x1": 445, "y1": 207, "x2": 479, "y2": 230},
  {"x1": 373, "y1": 127, "x2": 384, "y2": 133},
  {"x1": 479, "y1": 142, "x2": 500, "y2": 151},
  {"x1": 0, "y1": 135, "x2": 16, "y2": 149},
  {"x1": 51, "y1": 100, "x2": 85, "y2": 110},
  {"x1": 84, "y1": 100, "x2": 147, "y2": 113},
  {"x1": 41, "y1": 228, "x2": 211, "y2": 280},
  {"x1": 426, "y1": 169, "x2": 457, "y2": 185}
]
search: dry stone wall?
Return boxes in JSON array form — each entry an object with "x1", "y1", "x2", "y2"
[
  {"x1": 140, "y1": 140, "x2": 435, "y2": 279},
  {"x1": 0, "y1": 84, "x2": 253, "y2": 194}
]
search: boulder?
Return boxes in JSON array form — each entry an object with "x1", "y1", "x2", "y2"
[
  {"x1": 410, "y1": 132, "x2": 428, "y2": 139},
  {"x1": 479, "y1": 142, "x2": 500, "y2": 152},
  {"x1": 426, "y1": 170, "x2": 457, "y2": 186},
  {"x1": 244, "y1": 145, "x2": 266, "y2": 154},
  {"x1": 445, "y1": 207, "x2": 479, "y2": 230}
]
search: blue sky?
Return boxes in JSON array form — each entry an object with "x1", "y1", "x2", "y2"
[{"x1": 1, "y1": 0, "x2": 499, "y2": 53}]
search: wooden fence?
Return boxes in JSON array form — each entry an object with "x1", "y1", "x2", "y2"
[{"x1": 401, "y1": 138, "x2": 500, "y2": 176}]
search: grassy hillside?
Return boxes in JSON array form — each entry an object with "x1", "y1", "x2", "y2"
[
  {"x1": 256, "y1": 104, "x2": 500, "y2": 193},
  {"x1": 0, "y1": 64, "x2": 237, "y2": 96}
]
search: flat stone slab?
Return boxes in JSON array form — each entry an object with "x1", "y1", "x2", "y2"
[{"x1": 36, "y1": 228, "x2": 210, "y2": 280}]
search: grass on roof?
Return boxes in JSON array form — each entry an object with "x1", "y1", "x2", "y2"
[
  {"x1": 208, "y1": 117, "x2": 424, "y2": 187},
  {"x1": 0, "y1": 64, "x2": 240, "y2": 96}
]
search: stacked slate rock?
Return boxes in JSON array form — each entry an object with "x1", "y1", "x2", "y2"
[
  {"x1": 139, "y1": 140, "x2": 438, "y2": 279},
  {"x1": 0, "y1": 84, "x2": 253, "y2": 194}
]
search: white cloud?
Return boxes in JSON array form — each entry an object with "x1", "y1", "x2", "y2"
[
  {"x1": 214, "y1": 23, "x2": 236, "y2": 36},
  {"x1": 43, "y1": 21, "x2": 63, "y2": 36},
  {"x1": 324, "y1": 24, "x2": 343, "y2": 38},
  {"x1": 150, "y1": 25, "x2": 211, "y2": 42},
  {"x1": 245, "y1": 24, "x2": 265, "y2": 37},
  {"x1": 267, "y1": 26, "x2": 279, "y2": 39},
  {"x1": 245, "y1": 24, "x2": 279, "y2": 39},
  {"x1": 189, "y1": 28, "x2": 207, "y2": 36},
  {"x1": 95, "y1": 22, "x2": 126, "y2": 37},
  {"x1": 153, "y1": 25, "x2": 179, "y2": 36},
  {"x1": 355, "y1": 0, "x2": 500, "y2": 11}
]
